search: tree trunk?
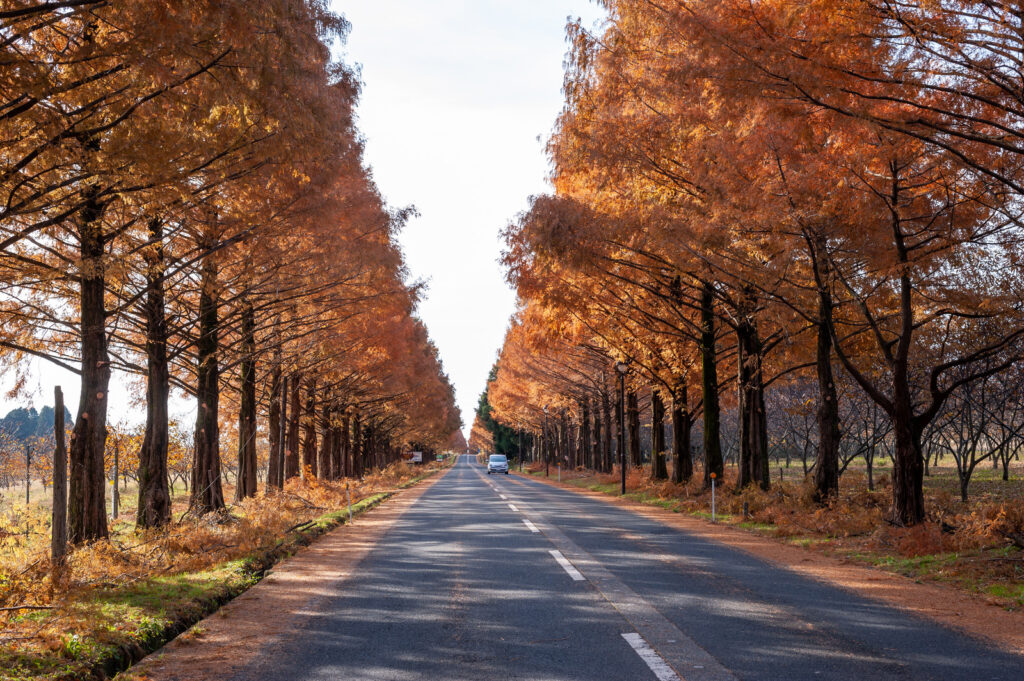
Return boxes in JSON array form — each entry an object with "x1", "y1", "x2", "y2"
[
  {"x1": 892, "y1": 403, "x2": 926, "y2": 525},
  {"x1": 583, "y1": 399, "x2": 593, "y2": 470},
  {"x1": 892, "y1": 223, "x2": 925, "y2": 525},
  {"x1": 700, "y1": 280, "x2": 724, "y2": 486},
  {"x1": 602, "y1": 388, "x2": 613, "y2": 473},
  {"x1": 137, "y1": 219, "x2": 171, "y2": 528},
  {"x1": 672, "y1": 382, "x2": 692, "y2": 483},
  {"x1": 736, "y1": 306, "x2": 770, "y2": 491},
  {"x1": 267, "y1": 367, "x2": 283, "y2": 491},
  {"x1": 302, "y1": 378, "x2": 317, "y2": 478},
  {"x1": 543, "y1": 418, "x2": 550, "y2": 476},
  {"x1": 651, "y1": 389, "x2": 668, "y2": 480},
  {"x1": 319, "y1": 399, "x2": 332, "y2": 480},
  {"x1": 331, "y1": 411, "x2": 343, "y2": 480},
  {"x1": 68, "y1": 191, "x2": 109, "y2": 543},
  {"x1": 866, "y1": 431, "x2": 876, "y2": 491},
  {"x1": 628, "y1": 391, "x2": 641, "y2": 468},
  {"x1": 190, "y1": 251, "x2": 225, "y2": 515},
  {"x1": 812, "y1": 288, "x2": 840, "y2": 502},
  {"x1": 286, "y1": 373, "x2": 301, "y2": 479},
  {"x1": 352, "y1": 413, "x2": 363, "y2": 478},
  {"x1": 235, "y1": 300, "x2": 258, "y2": 501},
  {"x1": 279, "y1": 375, "x2": 289, "y2": 488},
  {"x1": 341, "y1": 411, "x2": 351, "y2": 478},
  {"x1": 615, "y1": 391, "x2": 624, "y2": 475},
  {"x1": 365, "y1": 423, "x2": 374, "y2": 472}
]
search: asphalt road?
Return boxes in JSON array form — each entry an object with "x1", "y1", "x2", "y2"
[{"x1": 229, "y1": 455, "x2": 1023, "y2": 681}]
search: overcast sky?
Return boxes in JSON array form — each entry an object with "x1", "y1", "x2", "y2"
[
  {"x1": 0, "y1": 1, "x2": 604, "y2": 439},
  {"x1": 337, "y1": 1, "x2": 605, "y2": 433}
]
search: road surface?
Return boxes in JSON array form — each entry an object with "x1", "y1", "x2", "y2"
[{"x1": 228, "y1": 455, "x2": 1022, "y2": 681}]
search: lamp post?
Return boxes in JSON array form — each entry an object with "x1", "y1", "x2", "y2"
[{"x1": 615, "y1": 361, "x2": 628, "y2": 495}]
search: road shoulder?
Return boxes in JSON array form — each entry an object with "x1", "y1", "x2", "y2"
[{"x1": 513, "y1": 470, "x2": 1024, "y2": 655}]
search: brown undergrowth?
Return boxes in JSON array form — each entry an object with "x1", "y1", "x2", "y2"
[
  {"x1": 0, "y1": 461, "x2": 449, "y2": 680},
  {"x1": 525, "y1": 462, "x2": 1024, "y2": 609}
]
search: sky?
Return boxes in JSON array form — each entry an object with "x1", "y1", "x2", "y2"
[
  {"x1": 336, "y1": 0, "x2": 605, "y2": 433},
  {"x1": 0, "y1": 1, "x2": 605, "y2": 439}
]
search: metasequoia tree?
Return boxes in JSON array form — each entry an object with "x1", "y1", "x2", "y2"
[
  {"x1": 0, "y1": 0, "x2": 461, "y2": 539},
  {"x1": 484, "y1": 0, "x2": 1024, "y2": 526}
]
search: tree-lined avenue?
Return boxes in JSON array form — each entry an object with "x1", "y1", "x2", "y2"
[{"x1": 169, "y1": 456, "x2": 1024, "y2": 681}]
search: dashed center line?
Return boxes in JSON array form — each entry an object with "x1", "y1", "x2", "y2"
[
  {"x1": 549, "y1": 549, "x2": 585, "y2": 581},
  {"x1": 522, "y1": 519, "x2": 539, "y2": 533},
  {"x1": 622, "y1": 633, "x2": 682, "y2": 681},
  {"x1": 475, "y1": 459, "x2": 735, "y2": 681},
  {"x1": 508, "y1": 503, "x2": 520, "y2": 512}
]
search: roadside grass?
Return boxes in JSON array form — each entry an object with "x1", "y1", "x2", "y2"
[
  {"x1": 0, "y1": 460, "x2": 450, "y2": 681},
  {"x1": 521, "y1": 461, "x2": 1024, "y2": 610}
]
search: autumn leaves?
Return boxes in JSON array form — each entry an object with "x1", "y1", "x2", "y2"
[
  {"x1": 487, "y1": 1, "x2": 1024, "y2": 526},
  {"x1": 0, "y1": 2, "x2": 460, "y2": 543}
]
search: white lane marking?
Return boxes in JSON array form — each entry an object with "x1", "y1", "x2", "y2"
[
  {"x1": 523, "y1": 519, "x2": 539, "y2": 533},
  {"x1": 499, "y1": 494, "x2": 508, "y2": 499},
  {"x1": 508, "y1": 503, "x2": 519, "y2": 512},
  {"x1": 549, "y1": 549, "x2": 585, "y2": 581},
  {"x1": 622, "y1": 633, "x2": 682, "y2": 681}
]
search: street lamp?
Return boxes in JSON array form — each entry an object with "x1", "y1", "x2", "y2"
[{"x1": 615, "y1": 361, "x2": 628, "y2": 495}]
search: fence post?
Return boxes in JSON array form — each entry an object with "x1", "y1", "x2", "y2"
[{"x1": 51, "y1": 386, "x2": 67, "y2": 565}]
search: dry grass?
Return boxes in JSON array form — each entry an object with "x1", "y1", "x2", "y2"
[
  {"x1": 528, "y1": 462, "x2": 1024, "y2": 609},
  {"x1": 0, "y1": 461, "x2": 448, "y2": 680}
]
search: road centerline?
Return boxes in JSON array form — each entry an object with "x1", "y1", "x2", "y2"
[
  {"x1": 488, "y1": 468, "x2": 738, "y2": 681},
  {"x1": 549, "y1": 549, "x2": 586, "y2": 581},
  {"x1": 622, "y1": 633, "x2": 682, "y2": 681}
]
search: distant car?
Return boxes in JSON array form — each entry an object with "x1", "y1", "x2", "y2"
[{"x1": 487, "y1": 454, "x2": 509, "y2": 474}]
